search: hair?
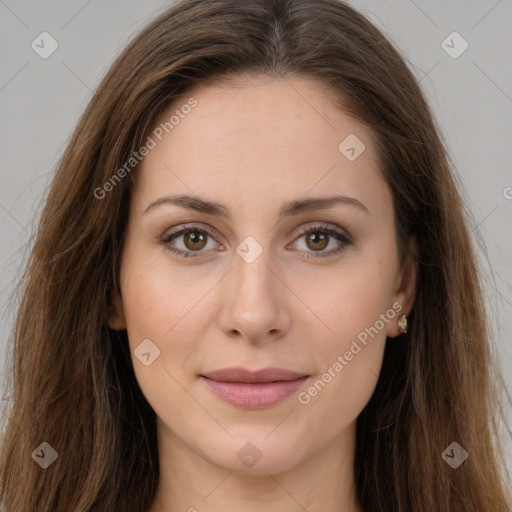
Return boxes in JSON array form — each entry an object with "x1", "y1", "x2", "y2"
[{"x1": 1, "y1": 0, "x2": 510, "y2": 510}]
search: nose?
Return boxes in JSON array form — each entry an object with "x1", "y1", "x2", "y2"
[{"x1": 216, "y1": 245, "x2": 291, "y2": 343}]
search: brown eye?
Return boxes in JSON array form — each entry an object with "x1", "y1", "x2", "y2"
[
  {"x1": 305, "y1": 231, "x2": 329, "y2": 251},
  {"x1": 161, "y1": 225, "x2": 219, "y2": 258},
  {"x1": 183, "y1": 230, "x2": 208, "y2": 251},
  {"x1": 291, "y1": 224, "x2": 352, "y2": 258}
]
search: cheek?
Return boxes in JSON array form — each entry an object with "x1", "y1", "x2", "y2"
[
  {"x1": 119, "y1": 257, "x2": 218, "y2": 417},
  {"x1": 296, "y1": 283, "x2": 389, "y2": 438},
  {"x1": 305, "y1": 284, "x2": 389, "y2": 404},
  {"x1": 297, "y1": 248, "x2": 397, "y2": 345},
  {"x1": 292, "y1": 244, "x2": 396, "y2": 418},
  {"x1": 120, "y1": 247, "x2": 217, "y2": 342}
]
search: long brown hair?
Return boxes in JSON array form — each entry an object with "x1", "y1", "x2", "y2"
[{"x1": 1, "y1": 0, "x2": 510, "y2": 510}]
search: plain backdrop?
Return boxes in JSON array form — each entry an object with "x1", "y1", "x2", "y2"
[{"x1": 1, "y1": 0, "x2": 511, "y2": 477}]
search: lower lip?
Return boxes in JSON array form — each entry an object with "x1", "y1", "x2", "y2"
[{"x1": 200, "y1": 376, "x2": 309, "y2": 409}]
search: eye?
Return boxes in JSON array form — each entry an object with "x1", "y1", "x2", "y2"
[
  {"x1": 161, "y1": 223, "x2": 352, "y2": 259},
  {"x1": 161, "y1": 225, "x2": 222, "y2": 258},
  {"x1": 290, "y1": 224, "x2": 352, "y2": 258}
]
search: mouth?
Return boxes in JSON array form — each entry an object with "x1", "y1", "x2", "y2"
[{"x1": 200, "y1": 367, "x2": 310, "y2": 409}]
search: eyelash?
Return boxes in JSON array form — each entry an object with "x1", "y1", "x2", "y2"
[{"x1": 161, "y1": 223, "x2": 352, "y2": 260}]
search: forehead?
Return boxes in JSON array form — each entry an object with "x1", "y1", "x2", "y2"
[{"x1": 134, "y1": 75, "x2": 391, "y2": 220}]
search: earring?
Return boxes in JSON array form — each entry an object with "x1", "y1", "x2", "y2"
[{"x1": 397, "y1": 314, "x2": 408, "y2": 334}]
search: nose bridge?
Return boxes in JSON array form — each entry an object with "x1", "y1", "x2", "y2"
[
  {"x1": 217, "y1": 235, "x2": 289, "y2": 340},
  {"x1": 231, "y1": 236, "x2": 276, "y2": 307}
]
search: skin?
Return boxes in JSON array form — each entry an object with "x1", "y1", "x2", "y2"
[{"x1": 109, "y1": 75, "x2": 417, "y2": 512}]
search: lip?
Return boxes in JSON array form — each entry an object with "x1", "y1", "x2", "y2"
[
  {"x1": 202, "y1": 366, "x2": 308, "y2": 383},
  {"x1": 200, "y1": 367, "x2": 310, "y2": 409}
]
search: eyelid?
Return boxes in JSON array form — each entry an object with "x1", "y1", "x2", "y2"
[
  {"x1": 293, "y1": 222, "x2": 352, "y2": 242},
  {"x1": 161, "y1": 223, "x2": 221, "y2": 243}
]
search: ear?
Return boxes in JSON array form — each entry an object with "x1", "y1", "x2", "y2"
[
  {"x1": 108, "y1": 288, "x2": 127, "y2": 330},
  {"x1": 386, "y1": 236, "x2": 418, "y2": 338}
]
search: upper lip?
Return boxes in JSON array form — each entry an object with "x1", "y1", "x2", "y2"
[{"x1": 201, "y1": 367, "x2": 309, "y2": 383}]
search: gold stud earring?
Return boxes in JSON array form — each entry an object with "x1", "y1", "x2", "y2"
[{"x1": 397, "y1": 314, "x2": 408, "y2": 334}]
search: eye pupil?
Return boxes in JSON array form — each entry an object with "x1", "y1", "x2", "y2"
[
  {"x1": 184, "y1": 231, "x2": 207, "y2": 250},
  {"x1": 306, "y1": 232, "x2": 328, "y2": 251}
]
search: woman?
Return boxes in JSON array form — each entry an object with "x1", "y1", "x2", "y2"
[{"x1": 1, "y1": 0, "x2": 510, "y2": 510}]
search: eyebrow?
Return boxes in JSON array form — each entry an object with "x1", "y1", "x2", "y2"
[{"x1": 144, "y1": 193, "x2": 370, "y2": 219}]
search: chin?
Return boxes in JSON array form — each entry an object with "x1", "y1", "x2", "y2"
[{"x1": 195, "y1": 431, "x2": 307, "y2": 475}]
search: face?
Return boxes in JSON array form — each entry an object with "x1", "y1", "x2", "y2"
[{"x1": 110, "y1": 75, "x2": 416, "y2": 475}]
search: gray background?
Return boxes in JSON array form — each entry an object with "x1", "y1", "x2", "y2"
[{"x1": 1, "y1": 0, "x2": 511, "y2": 474}]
